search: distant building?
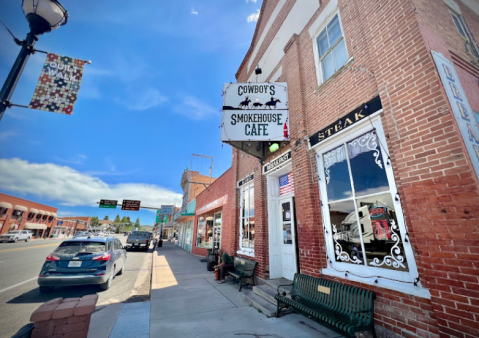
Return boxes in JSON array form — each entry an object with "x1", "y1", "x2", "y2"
[{"x1": 0, "y1": 193, "x2": 57, "y2": 238}]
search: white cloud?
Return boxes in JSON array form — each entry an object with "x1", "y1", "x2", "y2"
[
  {"x1": 191, "y1": 8, "x2": 198, "y2": 15},
  {"x1": 0, "y1": 158, "x2": 183, "y2": 208},
  {"x1": 173, "y1": 96, "x2": 218, "y2": 120},
  {"x1": 247, "y1": 9, "x2": 260, "y2": 23},
  {"x1": 125, "y1": 88, "x2": 168, "y2": 110},
  {"x1": 246, "y1": 0, "x2": 257, "y2": 3},
  {"x1": 0, "y1": 130, "x2": 18, "y2": 141},
  {"x1": 55, "y1": 154, "x2": 87, "y2": 165}
]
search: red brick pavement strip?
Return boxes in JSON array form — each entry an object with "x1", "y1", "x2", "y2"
[{"x1": 30, "y1": 294, "x2": 98, "y2": 337}]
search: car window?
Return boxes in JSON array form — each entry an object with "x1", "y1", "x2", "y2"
[
  {"x1": 54, "y1": 241, "x2": 106, "y2": 255},
  {"x1": 7, "y1": 231, "x2": 20, "y2": 234},
  {"x1": 131, "y1": 231, "x2": 148, "y2": 237}
]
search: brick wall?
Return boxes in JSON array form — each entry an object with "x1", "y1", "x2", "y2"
[
  {"x1": 0, "y1": 193, "x2": 57, "y2": 236},
  {"x1": 192, "y1": 168, "x2": 234, "y2": 257},
  {"x1": 230, "y1": 0, "x2": 479, "y2": 337}
]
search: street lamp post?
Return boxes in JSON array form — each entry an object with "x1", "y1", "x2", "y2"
[{"x1": 0, "y1": 0, "x2": 68, "y2": 124}]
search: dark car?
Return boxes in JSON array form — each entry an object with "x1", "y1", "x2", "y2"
[{"x1": 38, "y1": 236, "x2": 127, "y2": 293}]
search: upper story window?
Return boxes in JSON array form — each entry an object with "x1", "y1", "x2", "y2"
[
  {"x1": 449, "y1": 8, "x2": 479, "y2": 63},
  {"x1": 315, "y1": 13, "x2": 348, "y2": 84}
]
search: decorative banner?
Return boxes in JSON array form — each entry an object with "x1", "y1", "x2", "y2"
[
  {"x1": 221, "y1": 82, "x2": 289, "y2": 141},
  {"x1": 29, "y1": 53, "x2": 86, "y2": 115}
]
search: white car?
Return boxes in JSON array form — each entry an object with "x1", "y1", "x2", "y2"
[{"x1": 0, "y1": 230, "x2": 32, "y2": 243}]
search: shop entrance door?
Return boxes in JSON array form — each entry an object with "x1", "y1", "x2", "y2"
[{"x1": 279, "y1": 197, "x2": 297, "y2": 280}]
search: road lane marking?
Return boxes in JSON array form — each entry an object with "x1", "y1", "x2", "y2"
[
  {"x1": 0, "y1": 277, "x2": 38, "y2": 294},
  {"x1": 0, "y1": 243, "x2": 58, "y2": 253}
]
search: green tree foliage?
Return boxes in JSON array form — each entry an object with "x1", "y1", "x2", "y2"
[
  {"x1": 114, "y1": 215, "x2": 121, "y2": 223},
  {"x1": 103, "y1": 215, "x2": 109, "y2": 220},
  {"x1": 135, "y1": 218, "x2": 140, "y2": 227},
  {"x1": 91, "y1": 216, "x2": 99, "y2": 226},
  {"x1": 121, "y1": 216, "x2": 129, "y2": 223}
]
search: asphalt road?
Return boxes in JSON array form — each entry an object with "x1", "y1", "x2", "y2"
[{"x1": 0, "y1": 234, "x2": 153, "y2": 338}]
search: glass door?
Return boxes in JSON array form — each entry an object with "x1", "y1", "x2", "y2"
[
  {"x1": 280, "y1": 197, "x2": 297, "y2": 280},
  {"x1": 213, "y1": 212, "x2": 222, "y2": 251}
]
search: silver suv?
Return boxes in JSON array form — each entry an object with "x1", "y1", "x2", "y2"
[{"x1": 0, "y1": 230, "x2": 33, "y2": 243}]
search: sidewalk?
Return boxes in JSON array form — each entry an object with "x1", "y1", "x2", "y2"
[{"x1": 90, "y1": 242, "x2": 342, "y2": 338}]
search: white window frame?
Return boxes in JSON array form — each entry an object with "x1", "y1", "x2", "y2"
[
  {"x1": 448, "y1": 6, "x2": 479, "y2": 61},
  {"x1": 238, "y1": 181, "x2": 255, "y2": 257},
  {"x1": 312, "y1": 10, "x2": 349, "y2": 85},
  {"x1": 313, "y1": 113, "x2": 430, "y2": 298}
]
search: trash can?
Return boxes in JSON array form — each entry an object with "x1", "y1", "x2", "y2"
[
  {"x1": 206, "y1": 249, "x2": 218, "y2": 271},
  {"x1": 158, "y1": 239, "x2": 163, "y2": 248}
]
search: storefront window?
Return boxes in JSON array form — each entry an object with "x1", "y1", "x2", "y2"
[
  {"x1": 240, "y1": 183, "x2": 255, "y2": 250},
  {"x1": 196, "y1": 215, "x2": 216, "y2": 248},
  {"x1": 317, "y1": 122, "x2": 421, "y2": 289}
]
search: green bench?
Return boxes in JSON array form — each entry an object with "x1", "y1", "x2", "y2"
[
  {"x1": 226, "y1": 257, "x2": 257, "y2": 292},
  {"x1": 275, "y1": 273, "x2": 377, "y2": 338}
]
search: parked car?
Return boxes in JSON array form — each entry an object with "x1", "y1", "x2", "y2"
[
  {"x1": 73, "y1": 231, "x2": 92, "y2": 238},
  {"x1": 126, "y1": 231, "x2": 150, "y2": 250},
  {"x1": 0, "y1": 230, "x2": 32, "y2": 243},
  {"x1": 37, "y1": 236, "x2": 127, "y2": 293}
]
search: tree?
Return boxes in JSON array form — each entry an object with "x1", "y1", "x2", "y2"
[
  {"x1": 91, "y1": 216, "x2": 99, "y2": 227},
  {"x1": 103, "y1": 215, "x2": 109, "y2": 220},
  {"x1": 126, "y1": 216, "x2": 131, "y2": 223},
  {"x1": 121, "y1": 216, "x2": 129, "y2": 223},
  {"x1": 114, "y1": 215, "x2": 121, "y2": 223},
  {"x1": 135, "y1": 218, "x2": 140, "y2": 227}
]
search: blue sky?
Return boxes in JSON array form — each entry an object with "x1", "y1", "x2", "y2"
[{"x1": 0, "y1": 0, "x2": 262, "y2": 224}]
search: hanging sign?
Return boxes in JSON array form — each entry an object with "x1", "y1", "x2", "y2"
[
  {"x1": 309, "y1": 96, "x2": 382, "y2": 148},
  {"x1": 431, "y1": 51, "x2": 479, "y2": 180},
  {"x1": 221, "y1": 82, "x2": 289, "y2": 141},
  {"x1": 263, "y1": 150, "x2": 291, "y2": 174},
  {"x1": 29, "y1": 53, "x2": 86, "y2": 115},
  {"x1": 160, "y1": 205, "x2": 175, "y2": 215}
]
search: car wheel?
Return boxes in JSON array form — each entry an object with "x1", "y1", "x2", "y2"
[
  {"x1": 39, "y1": 286, "x2": 54, "y2": 293},
  {"x1": 117, "y1": 265, "x2": 124, "y2": 275},
  {"x1": 13, "y1": 238, "x2": 17, "y2": 243},
  {"x1": 25, "y1": 237, "x2": 30, "y2": 242},
  {"x1": 100, "y1": 272, "x2": 113, "y2": 290}
]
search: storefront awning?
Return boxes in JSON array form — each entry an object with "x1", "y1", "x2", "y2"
[
  {"x1": 9, "y1": 224, "x2": 19, "y2": 230},
  {"x1": 0, "y1": 202, "x2": 13, "y2": 209},
  {"x1": 29, "y1": 208, "x2": 39, "y2": 214},
  {"x1": 14, "y1": 205, "x2": 28, "y2": 212},
  {"x1": 51, "y1": 213, "x2": 57, "y2": 218},
  {"x1": 37, "y1": 210, "x2": 45, "y2": 215},
  {"x1": 24, "y1": 223, "x2": 47, "y2": 230},
  {"x1": 45, "y1": 211, "x2": 51, "y2": 216}
]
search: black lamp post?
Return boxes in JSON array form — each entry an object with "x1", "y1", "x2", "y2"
[{"x1": 0, "y1": 0, "x2": 68, "y2": 124}]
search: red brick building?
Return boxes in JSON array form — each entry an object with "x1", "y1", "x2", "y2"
[
  {"x1": 192, "y1": 168, "x2": 234, "y2": 257},
  {"x1": 60, "y1": 216, "x2": 92, "y2": 232},
  {"x1": 220, "y1": 0, "x2": 479, "y2": 337},
  {"x1": 0, "y1": 193, "x2": 58, "y2": 238}
]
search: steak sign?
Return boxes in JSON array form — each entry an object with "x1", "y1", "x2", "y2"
[{"x1": 221, "y1": 82, "x2": 289, "y2": 142}]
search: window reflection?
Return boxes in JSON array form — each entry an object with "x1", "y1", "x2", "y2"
[
  {"x1": 356, "y1": 194, "x2": 408, "y2": 271},
  {"x1": 329, "y1": 200, "x2": 364, "y2": 264},
  {"x1": 348, "y1": 132, "x2": 389, "y2": 196},
  {"x1": 323, "y1": 145, "x2": 352, "y2": 201},
  {"x1": 241, "y1": 185, "x2": 255, "y2": 249}
]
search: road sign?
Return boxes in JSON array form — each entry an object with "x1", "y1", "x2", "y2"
[
  {"x1": 156, "y1": 210, "x2": 167, "y2": 223},
  {"x1": 121, "y1": 200, "x2": 141, "y2": 211},
  {"x1": 99, "y1": 199, "x2": 118, "y2": 209},
  {"x1": 163, "y1": 215, "x2": 168, "y2": 223},
  {"x1": 160, "y1": 205, "x2": 175, "y2": 215}
]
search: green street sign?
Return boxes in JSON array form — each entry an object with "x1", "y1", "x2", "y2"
[
  {"x1": 99, "y1": 200, "x2": 118, "y2": 209},
  {"x1": 163, "y1": 215, "x2": 168, "y2": 223}
]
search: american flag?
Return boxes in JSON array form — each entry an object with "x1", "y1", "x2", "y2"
[{"x1": 279, "y1": 173, "x2": 294, "y2": 195}]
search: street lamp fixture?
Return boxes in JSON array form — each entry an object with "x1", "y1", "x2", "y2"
[
  {"x1": 0, "y1": 0, "x2": 69, "y2": 123},
  {"x1": 22, "y1": 0, "x2": 69, "y2": 35}
]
